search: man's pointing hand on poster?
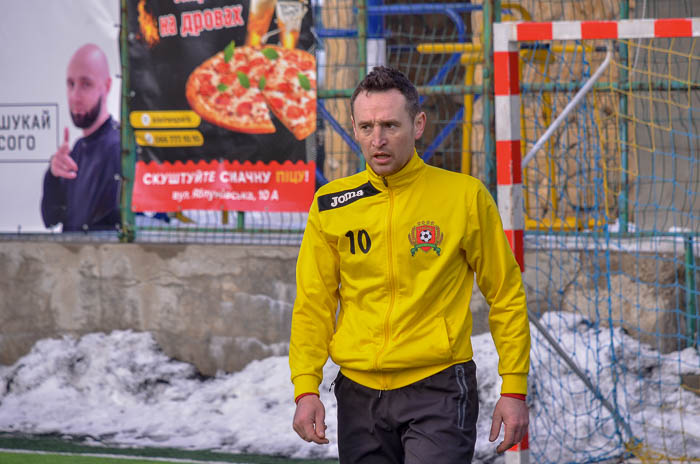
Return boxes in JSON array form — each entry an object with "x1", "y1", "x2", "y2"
[{"x1": 50, "y1": 127, "x2": 78, "y2": 179}]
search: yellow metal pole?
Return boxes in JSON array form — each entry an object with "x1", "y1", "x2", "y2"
[
  {"x1": 461, "y1": 53, "x2": 480, "y2": 175},
  {"x1": 416, "y1": 43, "x2": 482, "y2": 176},
  {"x1": 416, "y1": 43, "x2": 480, "y2": 54},
  {"x1": 534, "y1": 49, "x2": 559, "y2": 225}
]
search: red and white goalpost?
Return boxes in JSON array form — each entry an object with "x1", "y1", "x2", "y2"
[
  {"x1": 495, "y1": 17, "x2": 700, "y2": 272},
  {"x1": 493, "y1": 17, "x2": 700, "y2": 464}
]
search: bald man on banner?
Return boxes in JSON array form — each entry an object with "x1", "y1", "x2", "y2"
[{"x1": 41, "y1": 43, "x2": 122, "y2": 232}]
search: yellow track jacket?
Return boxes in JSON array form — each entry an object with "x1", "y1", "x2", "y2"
[{"x1": 290, "y1": 151, "x2": 530, "y2": 399}]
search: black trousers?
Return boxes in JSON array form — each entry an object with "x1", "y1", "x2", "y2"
[{"x1": 334, "y1": 361, "x2": 479, "y2": 464}]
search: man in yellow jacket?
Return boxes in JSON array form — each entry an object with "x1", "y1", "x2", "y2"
[{"x1": 290, "y1": 66, "x2": 530, "y2": 463}]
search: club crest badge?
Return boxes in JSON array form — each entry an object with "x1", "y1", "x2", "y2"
[{"x1": 408, "y1": 221, "x2": 443, "y2": 256}]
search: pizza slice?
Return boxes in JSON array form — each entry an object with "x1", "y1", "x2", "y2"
[
  {"x1": 185, "y1": 43, "x2": 275, "y2": 134},
  {"x1": 260, "y1": 47, "x2": 317, "y2": 140}
]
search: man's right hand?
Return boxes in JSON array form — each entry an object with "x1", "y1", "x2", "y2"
[
  {"x1": 292, "y1": 394, "x2": 329, "y2": 445},
  {"x1": 50, "y1": 127, "x2": 78, "y2": 179}
]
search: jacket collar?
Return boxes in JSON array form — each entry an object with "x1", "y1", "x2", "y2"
[{"x1": 366, "y1": 149, "x2": 425, "y2": 191}]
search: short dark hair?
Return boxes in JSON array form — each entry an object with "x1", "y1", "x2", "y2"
[{"x1": 350, "y1": 66, "x2": 421, "y2": 119}]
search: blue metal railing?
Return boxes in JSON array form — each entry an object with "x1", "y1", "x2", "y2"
[{"x1": 315, "y1": 2, "x2": 481, "y2": 182}]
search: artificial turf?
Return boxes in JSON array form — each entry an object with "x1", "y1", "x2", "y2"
[{"x1": 0, "y1": 433, "x2": 337, "y2": 464}]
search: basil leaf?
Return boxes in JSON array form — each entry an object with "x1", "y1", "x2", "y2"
[
  {"x1": 298, "y1": 73, "x2": 311, "y2": 91},
  {"x1": 224, "y1": 40, "x2": 236, "y2": 62},
  {"x1": 258, "y1": 76, "x2": 267, "y2": 90},
  {"x1": 261, "y1": 48, "x2": 279, "y2": 60},
  {"x1": 237, "y1": 71, "x2": 250, "y2": 89},
  {"x1": 217, "y1": 83, "x2": 228, "y2": 92}
]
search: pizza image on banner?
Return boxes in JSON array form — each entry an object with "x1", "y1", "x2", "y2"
[
  {"x1": 127, "y1": 0, "x2": 317, "y2": 213},
  {"x1": 185, "y1": 42, "x2": 316, "y2": 140}
]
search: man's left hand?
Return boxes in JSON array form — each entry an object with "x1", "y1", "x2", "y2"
[{"x1": 489, "y1": 396, "x2": 529, "y2": 453}]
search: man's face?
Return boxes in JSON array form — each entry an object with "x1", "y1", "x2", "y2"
[
  {"x1": 66, "y1": 59, "x2": 107, "y2": 129},
  {"x1": 352, "y1": 89, "x2": 426, "y2": 177}
]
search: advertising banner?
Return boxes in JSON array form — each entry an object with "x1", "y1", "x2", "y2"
[
  {"x1": 0, "y1": 1, "x2": 121, "y2": 232},
  {"x1": 127, "y1": 0, "x2": 316, "y2": 212}
]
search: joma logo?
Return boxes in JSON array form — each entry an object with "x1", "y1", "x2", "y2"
[
  {"x1": 330, "y1": 190, "x2": 364, "y2": 207},
  {"x1": 317, "y1": 182, "x2": 380, "y2": 211}
]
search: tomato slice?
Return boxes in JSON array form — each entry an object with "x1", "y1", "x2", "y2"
[
  {"x1": 268, "y1": 97, "x2": 284, "y2": 110},
  {"x1": 215, "y1": 93, "x2": 231, "y2": 106},
  {"x1": 215, "y1": 61, "x2": 230, "y2": 75},
  {"x1": 236, "y1": 101, "x2": 252, "y2": 115},
  {"x1": 221, "y1": 73, "x2": 237, "y2": 85},
  {"x1": 249, "y1": 57, "x2": 266, "y2": 69},
  {"x1": 199, "y1": 81, "x2": 216, "y2": 97},
  {"x1": 287, "y1": 105, "x2": 303, "y2": 119},
  {"x1": 276, "y1": 82, "x2": 293, "y2": 94},
  {"x1": 233, "y1": 85, "x2": 248, "y2": 98},
  {"x1": 198, "y1": 72, "x2": 213, "y2": 83},
  {"x1": 305, "y1": 98, "x2": 316, "y2": 112},
  {"x1": 299, "y1": 59, "x2": 314, "y2": 71},
  {"x1": 284, "y1": 67, "x2": 301, "y2": 80}
]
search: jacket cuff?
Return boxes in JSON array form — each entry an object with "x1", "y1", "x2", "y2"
[
  {"x1": 295, "y1": 392, "x2": 320, "y2": 404},
  {"x1": 293, "y1": 374, "x2": 321, "y2": 400},
  {"x1": 501, "y1": 374, "x2": 527, "y2": 395}
]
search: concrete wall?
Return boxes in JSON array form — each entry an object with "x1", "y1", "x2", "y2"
[
  {"x1": 0, "y1": 242, "x2": 297, "y2": 376},
  {"x1": 0, "y1": 241, "x2": 694, "y2": 375}
]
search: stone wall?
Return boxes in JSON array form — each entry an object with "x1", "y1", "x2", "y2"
[{"x1": 0, "y1": 241, "x2": 694, "y2": 374}]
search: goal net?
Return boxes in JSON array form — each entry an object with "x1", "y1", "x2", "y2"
[{"x1": 495, "y1": 18, "x2": 700, "y2": 463}]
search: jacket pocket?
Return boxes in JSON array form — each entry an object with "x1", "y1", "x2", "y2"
[
  {"x1": 379, "y1": 316, "x2": 453, "y2": 370},
  {"x1": 329, "y1": 325, "x2": 378, "y2": 369}
]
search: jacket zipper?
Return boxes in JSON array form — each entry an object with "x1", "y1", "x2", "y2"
[{"x1": 374, "y1": 176, "x2": 395, "y2": 390}]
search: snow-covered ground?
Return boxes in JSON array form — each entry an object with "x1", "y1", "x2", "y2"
[
  {"x1": 528, "y1": 312, "x2": 700, "y2": 462},
  {"x1": 0, "y1": 312, "x2": 699, "y2": 462}
]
